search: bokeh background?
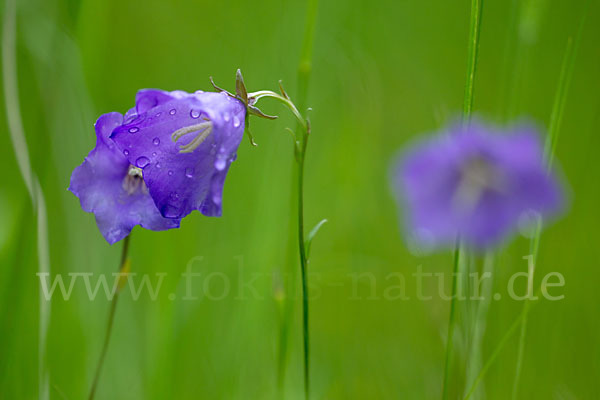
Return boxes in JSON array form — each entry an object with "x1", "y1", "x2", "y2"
[{"x1": 1, "y1": 0, "x2": 599, "y2": 398}]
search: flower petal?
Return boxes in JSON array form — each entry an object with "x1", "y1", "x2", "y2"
[
  {"x1": 69, "y1": 112, "x2": 180, "y2": 244},
  {"x1": 110, "y1": 91, "x2": 246, "y2": 219}
]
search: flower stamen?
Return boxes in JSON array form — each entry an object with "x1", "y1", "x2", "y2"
[
  {"x1": 171, "y1": 120, "x2": 213, "y2": 153},
  {"x1": 123, "y1": 165, "x2": 147, "y2": 195}
]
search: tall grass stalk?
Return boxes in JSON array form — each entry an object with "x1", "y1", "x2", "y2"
[
  {"x1": 442, "y1": 0, "x2": 483, "y2": 398},
  {"x1": 464, "y1": 253, "x2": 495, "y2": 398},
  {"x1": 2, "y1": 1, "x2": 51, "y2": 399},
  {"x1": 511, "y1": 4, "x2": 588, "y2": 397},
  {"x1": 462, "y1": 288, "x2": 540, "y2": 400},
  {"x1": 442, "y1": 242, "x2": 462, "y2": 400}
]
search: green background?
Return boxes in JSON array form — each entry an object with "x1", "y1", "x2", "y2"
[{"x1": 1, "y1": 0, "x2": 599, "y2": 398}]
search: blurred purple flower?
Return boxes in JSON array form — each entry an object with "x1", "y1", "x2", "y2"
[
  {"x1": 69, "y1": 112, "x2": 180, "y2": 244},
  {"x1": 393, "y1": 121, "x2": 565, "y2": 251},
  {"x1": 110, "y1": 89, "x2": 246, "y2": 219}
]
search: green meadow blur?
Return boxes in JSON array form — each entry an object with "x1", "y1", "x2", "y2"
[{"x1": 1, "y1": 0, "x2": 599, "y2": 398}]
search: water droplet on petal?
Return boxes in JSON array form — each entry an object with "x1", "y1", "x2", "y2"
[
  {"x1": 212, "y1": 193, "x2": 222, "y2": 205},
  {"x1": 168, "y1": 170, "x2": 174, "y2": 176},
  {"x1": 136, "y1": 156, "x2": 150, "y2": 168},
  {"x1": 153, "y1": 137, "x2": 160, "y2": 146},
  {"x1": 185, "y1": 167, "x2": 194, "y2": 178},
  {"x1": 223, "y1": 113, "x2": 230, "y2": 122},
  {"x1": 123, "y1": 149, "x2": 130, "y2": 156},
  {"x1": 169, "y1": 109, "x2": 177, "y2": 115},
  {"x1": 129, "y1": 127, "x2": 139, "y2": 133},
  {"x1": 152, "y1": 152, "x2": 157, "y2": 157},
  {"x1": 233, "y1": 115, "x2": 241, "y2": 128},
  {"x1": 215, "y1": 157, "x2": 226, "y2": 171},
  {"x1": 155, "y1": 112, "x2": 161, "y2": 117},
  {"x1": 156, "y1": 163, "x2": 161, "y2": 169},
  {"x1": 190, "y1": 110, "x2": 201, "y2": 119}
]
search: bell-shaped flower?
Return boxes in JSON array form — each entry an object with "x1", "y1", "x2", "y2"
[
  {"x1": 393, "y1": 121, "x2": 565, "y2": 251},
  {"x1": 110, "y1": 89, "x2": 246, "y2": 219}
]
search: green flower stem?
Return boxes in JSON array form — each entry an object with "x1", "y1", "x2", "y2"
[
  {"x1": 464, "y1": 253, "x2": 495, "y2": 399},
  {"x1": 297, "y1": 136, "x2": 310, "y2": 400},
  {"x1": 253, "y1": 2, "x2": 318, "y2": 398},
  {"x1": 441, "y1": 242, "x2": 461, "y2": 400},
  {"x1": 442, "y1": 0, "x2": 483, "y2": 398},
  {"x1": 248, "y1": 91, "x2": 306, "y2": 129},
  {"x1": 462, "y1": 0, "x2": 483, "y2": 121},
  {"x1": 88, "y1": 235, "x2": 131, "y2": 400}
]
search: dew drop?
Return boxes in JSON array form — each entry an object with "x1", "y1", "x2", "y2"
[
  {"x1": 168, "y1": 170, "x2": 174, "y2": 176},
  {"x1": 152, "y1": 152, "x2": 157, "y2": 157},
  {"x1": 153, "y1": 137, "x2": 160, "y2": 146},
  {"x1": 123, "y1": 150, "x2": 129, "y2": 156},
  {"x1": 169, "y1": 109, "x2": 177, "y2": 115},
  {"x1": 223, "y1": 113, "x2": 230, "y2": 122},
  {"x1": 233, "y1": 115, "x2": 241, "y2": 128},
  {"x1": 190, "y1": 110, "x2": 201, "y2": 119},
  {"x1": 156, "y1": 163, "x2": 162, "y2": 169},
  {"x1": 185, "y1": 167, "x2": 194, "y2": 178},
  {"x1": 155, "y1": 112, "x2": 161, "y2": 117},
  {"x1": 128, "y1": 127, "x2": 139, "y2": 133},
  {"x1": 135, "y1": 156, "x2": 150, "y2": 168},
  {"x1": 215, "y1": 157, "x2": 226, "y2": 171}
]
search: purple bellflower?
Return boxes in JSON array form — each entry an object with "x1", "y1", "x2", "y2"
[
  {"x1": 69, "y1": 112, "x2": 181, "y2": 244},
  {"x1": 69, "y1": 71, "x2": 278, "y2": 244},
  {"x1": 393, "y1": 121, "x2": 564, "y2": 251},
  {"x1": 110, "y1": 89, "x2": 246, "y2": 219}
]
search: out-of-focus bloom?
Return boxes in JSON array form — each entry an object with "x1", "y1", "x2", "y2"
[
  {"x1": 110, "y1": 89, "x2": 246, "y2": 219},
  {"x1": 69, "y1": 113, "x2": 180, "y2": 244},
  {"x1": 393, "y1": 121, "x2": 565, "y2": 251}
]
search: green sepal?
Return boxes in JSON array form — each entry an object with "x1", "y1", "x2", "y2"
[
  {"x1": 248, "y1": 105, "x2": 278, "y2": 120},
  {"x1": 235, "y1": 69, "x2": 248, "y2": 103}
]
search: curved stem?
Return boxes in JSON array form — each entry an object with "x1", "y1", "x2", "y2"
[
  {"x1": 88, "y1": 235, "x2": 131, "y2": 400},
  {"x1": 248, "y1": 90, "x2": 307, "y2": 130}
]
